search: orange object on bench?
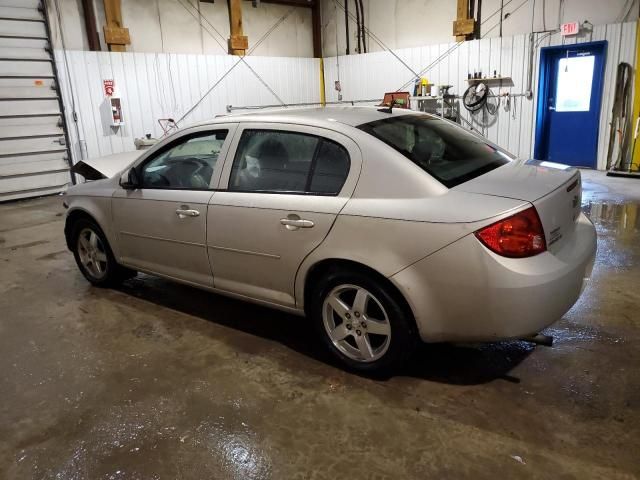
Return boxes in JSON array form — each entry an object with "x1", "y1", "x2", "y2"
[{"x1": 379, "y1": 92, "x2": 411, "y2": 109}]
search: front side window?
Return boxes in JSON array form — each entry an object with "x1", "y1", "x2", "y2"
[
  {"x1": 141, "y1": 130, "x2": 228, "y2": 189},
  {"x1": 229, "y1": 129, "x2": 350, "y2": 195},
  {"x1": 357, "y1": 115, "x2": 511, "y2": 188}
]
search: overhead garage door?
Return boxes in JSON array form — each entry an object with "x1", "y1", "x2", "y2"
[{"x1": 0, "y1": 0, "x2": 72, "y2": 202}]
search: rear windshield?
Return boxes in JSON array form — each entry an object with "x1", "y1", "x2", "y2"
[{"x1": 357, "y1": 115, "x2": 511, "y2": 188}]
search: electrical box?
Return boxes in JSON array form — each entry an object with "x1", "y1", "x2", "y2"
[{"x1": 109, "y1": 97, "x2": 124, "y2": 127}]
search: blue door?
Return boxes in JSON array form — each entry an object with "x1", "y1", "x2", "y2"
[{"x1": 534, "y1": 41, "x2": 607, "y2": 168}]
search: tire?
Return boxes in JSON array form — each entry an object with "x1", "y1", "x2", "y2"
[
  {"x1": 309, "y1": 269, "x2": 417, "y2": 374},
  {"x1": 70, "y1": 217, "x2": 136, "y2": 287}
]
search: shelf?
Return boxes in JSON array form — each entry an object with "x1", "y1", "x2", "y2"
[
  {"x1": 410, "y1": 96, "x2": 444, "y2": 100},
  {"x1": 467, "y1": 77, "x2": 514, "y2": 87}
]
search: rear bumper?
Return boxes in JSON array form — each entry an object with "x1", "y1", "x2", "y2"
[{"x1": 391, "y1": 212, "x2": 597, "y2": 342}]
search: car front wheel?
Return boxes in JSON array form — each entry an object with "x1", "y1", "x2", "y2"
[
  {"x1": 71, "y1": 218, "x2": 135, "y2": 287},
  {"x1": 311, "y1": 270, "x2": 417, "y2": 374}
]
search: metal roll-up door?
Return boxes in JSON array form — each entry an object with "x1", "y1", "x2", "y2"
[{"x1": 0, "y1": 0, "x2": 72, "y2": 202}]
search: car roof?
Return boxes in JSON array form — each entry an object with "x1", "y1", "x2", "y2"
[{"x1": 192, "y1": 106, "x2": 425, "y2": 129}]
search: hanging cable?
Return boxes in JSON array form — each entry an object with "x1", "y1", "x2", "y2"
[
  {"x1": 334, "y1": 0, "x2": 341, "y2": 100},
  {"x1": 344, "y1": 0, "x2": 350, "y2": 54},
  {"x1": 606, "y1": 63, "x2": 634, "y2": 171},
  {"x1": 175, "y1": 4, "x2": 294, "y2": 125},
  {"x1": 359, "y1": 0, "x2": 366, "y2": 53},
  {"x1": 353, "y1": 0, "x2": 361, "y2": 53},
  {"x1": 334, "y1": 0, "x2": 419, "y2": 76}
]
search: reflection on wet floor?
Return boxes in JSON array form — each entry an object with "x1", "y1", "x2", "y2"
[
  {"x1": 581, "y1": 200, "x2": 639, "y2": 272},
  {"x1": 582, "y1": 201, "x2": 640, "y2": 234}
]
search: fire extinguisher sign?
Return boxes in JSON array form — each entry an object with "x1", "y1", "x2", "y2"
[{"x1": 103, "y1": 79, "x2": 114, "y2": 96}]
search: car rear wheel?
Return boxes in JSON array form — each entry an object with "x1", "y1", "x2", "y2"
[
  {"x1": 71, "y1": 218, "x2": 135, "y2": 287},
  {"x1": 311, "y1": 269, "x2": 417, "y2": 374}
]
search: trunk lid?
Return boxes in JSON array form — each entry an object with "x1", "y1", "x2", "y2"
[{"x1": 454, "y1": 159, "x2": 582, "y2": 253}]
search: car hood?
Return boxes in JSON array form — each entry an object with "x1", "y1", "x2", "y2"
[
  {"x1": 70, "y1": 150, "x2": 141, "y2": 180},
  {"x1": 453, "y1": 159, "x2": 579, "y2": 202}
]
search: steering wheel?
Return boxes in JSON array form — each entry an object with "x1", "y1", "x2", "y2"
[{"x1": 176, "y1": 157, "x2": 212, "y2": 189}]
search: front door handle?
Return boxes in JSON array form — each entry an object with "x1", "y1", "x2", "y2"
[
  {"x1": 280, "y1": 217, "x2": 314, "y2": 230},
  {"x1": 176, "y1": 207, "x2": 200, "y2": 218}
]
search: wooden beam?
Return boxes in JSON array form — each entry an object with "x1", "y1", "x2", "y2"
[
  {"x1": 102, "y1": 0, "x2": 130, "y2": 52},
  {"x1": 228, "y1": 0, "x2": 248, "y2": 55},
  {"x1": 453, "y1": 0, "x2": 475, "y2": 41}
]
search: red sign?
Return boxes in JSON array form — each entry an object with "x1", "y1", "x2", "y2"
[
  {"x1": 103, "y1": 79, "x2": 114, "y2": 96},
  {"x1": 561, "y1": 22, "x2": 579, "y2": 36}
]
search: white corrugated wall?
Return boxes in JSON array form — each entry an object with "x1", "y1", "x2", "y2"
[
  {"x1": 323, "y1": 21, "x2": 637, "y2": 170},
  {"x1": 55, "y1": 50, "x2": 321, "y2": 162}
]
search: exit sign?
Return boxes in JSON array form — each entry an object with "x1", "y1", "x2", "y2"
[{"x1": 561, "y1": 22, "x2": 580, "y2": 36}]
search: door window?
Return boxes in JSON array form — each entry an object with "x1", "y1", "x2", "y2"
[
  {"x1": 309, "y1": 139, "x2": 351, "y2": 194},
  {"x1": 229, "y1": 129, "x2": 350, "y2": 195},
  {"x1": 141, "y1": 130, "x2": 228, "y2": 189},
  {"x1": 555, "y1": 55, "x2": 595, "y2": 112}
]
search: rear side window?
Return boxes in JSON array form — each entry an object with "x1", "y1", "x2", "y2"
[
  {"x1": 229, "y1": 129, "x2": 350, "y2": 195},
  {"x1": 357, "y1": 115, "x2": 511, "y2": 188},
  {"x1": 310, "y1": 140, "x2": 350, "y2": 194}
]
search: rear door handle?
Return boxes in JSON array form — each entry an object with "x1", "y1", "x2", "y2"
[
  {"x1": 280, "y1": 218, "x2": 314, "y2": 229},
  {"x1": 176, "y1": 207, "x2": 200, "y2": 218}
]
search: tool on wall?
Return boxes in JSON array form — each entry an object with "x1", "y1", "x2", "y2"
[
  {"x1": 622, "y1": 17, "x2": 640, "y2": 177},
  {"x1": 606, "y1": 62, "x2": 636, "y2": 175}
]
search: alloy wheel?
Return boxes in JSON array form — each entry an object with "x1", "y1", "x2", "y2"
[
  {"x1": 77, "y1": 228, "x2": 108, "y2": 280},
  {"x1": 322, "y1": 284, "x2": 392, "y2": 363}
]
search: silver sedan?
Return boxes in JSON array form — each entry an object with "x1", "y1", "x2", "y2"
[{"x1": 63, "y1": 107, "x2": 597, "y2": 373}]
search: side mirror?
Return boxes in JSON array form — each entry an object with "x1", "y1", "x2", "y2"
[{"x1": 119, "y1": 168, "x2": 140, "y2": 190}]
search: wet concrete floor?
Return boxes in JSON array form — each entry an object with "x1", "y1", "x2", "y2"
[{"x1": 0, "y1": 170, "x2": 638, "y2": 479}]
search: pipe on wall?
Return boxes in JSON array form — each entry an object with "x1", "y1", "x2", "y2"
[
  {"x1": 312, "y1": 2, "x2": 321, "y2": 57},
  {"x1": 354, "y1": 0, "x2": 361, "y2": 53},
  {"x1": 81, "y1": 0, "x2": 101, "y2": 51},
  {"x1": 345, "y1": 0, "x2": 350, "y2": 54},
  {"x1": 358, "y1": 0, "x2": 365, "y2": 53}
]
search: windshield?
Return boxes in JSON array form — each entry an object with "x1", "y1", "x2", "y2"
[{"x1": 357, "y1": 115, "x2": 512, "y2": 188}]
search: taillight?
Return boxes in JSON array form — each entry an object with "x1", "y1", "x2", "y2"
[{"x1": 474, "y1": 206, "x2": 546, "y2": 258}]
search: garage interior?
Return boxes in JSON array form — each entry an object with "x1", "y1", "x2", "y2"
[{"x1": 1, "y1": 0, "x2": 640, "y2": 478}]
